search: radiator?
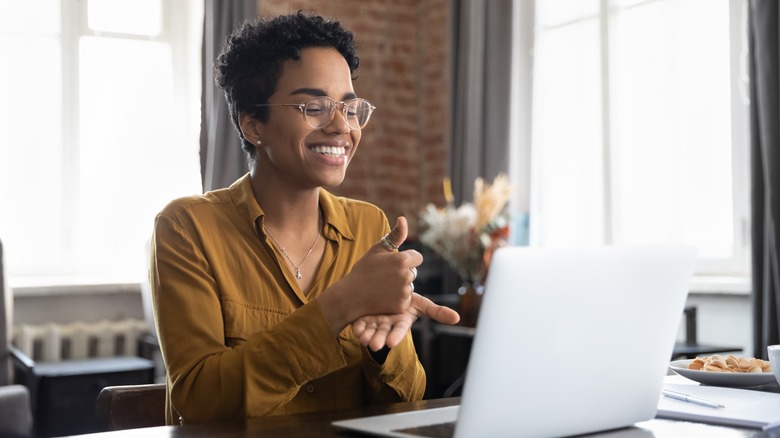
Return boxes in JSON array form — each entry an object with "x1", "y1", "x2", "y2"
[{"x1": 13, "y1": 319, "x2": 148, "y2": 362}]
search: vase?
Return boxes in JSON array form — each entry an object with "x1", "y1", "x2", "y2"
[{"x1": 457, "y1": 281, "x2": 483, "y2": 328}]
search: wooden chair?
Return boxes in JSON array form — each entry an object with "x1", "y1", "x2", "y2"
[{"x1": 95, "y1": 383, "x2": 167, "y2": 431}]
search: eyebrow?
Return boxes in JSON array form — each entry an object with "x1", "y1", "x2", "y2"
[{"x1": 290, "y1": 88, "x2": 358, "y2": 100}]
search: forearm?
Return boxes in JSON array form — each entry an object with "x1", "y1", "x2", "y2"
[{"x1": 163, "y1": 302, "x2": 348, "y2": 422}]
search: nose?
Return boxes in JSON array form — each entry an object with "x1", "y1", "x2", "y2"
[{"x1": 323, "y1": 103, "x2": 351, "y2": 134}]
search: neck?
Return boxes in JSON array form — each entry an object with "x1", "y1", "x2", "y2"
[{"x1": 250, "y1": 171, "x2": 321, "y2": 232}]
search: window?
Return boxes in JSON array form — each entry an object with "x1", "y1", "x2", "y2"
[
  {"x1": 527, "y1": 0, "x2": 749, "y2": 278},
  {"x1": 0, "y1": 0, "x2": 203, "y2": 285}
]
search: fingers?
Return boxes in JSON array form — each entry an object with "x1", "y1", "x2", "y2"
[
  {"x1": 352, "y1": 319, "x2": 367, "y2": 337},
  {"x1": 428, "y1": 305, "x2": 461, "y2": 325},
  {"x1": 341, "y1": 217, "x2": 422, "y2": 332},
  {"x1": 356, "y1": 322, "x2": 408, "y2": 350},
  {"x1": 369, "y1": 322, "x2": 392, "y2": 351},
  {"x1": 386, "y1": 216, "x2": 408, "y2": 249},
  {"x1": 356, "y1": 320, "x2": 393, "y2": 351},
  {"x1": 372, "y1": 216, "x2": 408, "y2": 254},
  {"x1": 411, "y1": 293, "x2": 461, "y2": 325},
  {"x1": 384, "y1": 324, "x2": 409, "y2": 349}
]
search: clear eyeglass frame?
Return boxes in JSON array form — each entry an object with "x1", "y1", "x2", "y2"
[{"x1": 254, "y1": 97, "x2": 376, "y2": 131}]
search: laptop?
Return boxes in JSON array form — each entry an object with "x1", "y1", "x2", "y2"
[{"x1": 333, "y1": 245, "x2": 696, "y2": 437}]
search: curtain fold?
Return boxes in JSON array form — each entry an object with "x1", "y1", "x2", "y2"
[
  {"x1": 449, "y1": 0, "x2": 513, "y2": 203},
  {"x1": 444, "y1": 0, "x2": 514, "y2": 293},
  {"x1": 200, "y1": 0, "x2": 258, "y2": 192},
  {"x1": 749, "y1": 0, "x2": 780, "y2": 358}
]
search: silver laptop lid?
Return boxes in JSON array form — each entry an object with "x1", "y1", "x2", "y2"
[{"x1": 456, "y1": 245, "x2": 695, "y2": 438}]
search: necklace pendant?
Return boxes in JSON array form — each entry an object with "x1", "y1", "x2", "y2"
[{"x1": 295, "y1": 269, "x2": 302, "y2": 280}]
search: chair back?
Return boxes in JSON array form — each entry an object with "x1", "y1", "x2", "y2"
[
  {"x1": 95, "y1": 383, "x2": 167, "y2": 431},
  {"x1": 0, "y1": 385, "x2": 32, "y2": 437},
  {"x1": 0, "y1": 239, "x2": 33, "y2": 437}
]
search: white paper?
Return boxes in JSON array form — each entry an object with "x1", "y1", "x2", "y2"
[{"x1": 656, "y1": 383, "x2": 780, "y2": 430}]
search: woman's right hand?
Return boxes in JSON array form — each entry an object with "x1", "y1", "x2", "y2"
[{"x1": 317, "y1": 216, "x2": 421, "y2": 334}]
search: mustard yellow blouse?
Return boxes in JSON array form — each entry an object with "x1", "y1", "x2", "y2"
[{"x1": 150, "y1": 174, "x2": 425, "y2": 424}]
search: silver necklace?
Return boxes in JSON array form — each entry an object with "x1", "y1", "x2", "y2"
[{"x1": 263, "y1": 212, "x2": 322, "y2": 280}]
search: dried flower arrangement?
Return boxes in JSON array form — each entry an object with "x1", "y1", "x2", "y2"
[{"x1": 419, "y1": 174, "x2": 512, "y2": 284}]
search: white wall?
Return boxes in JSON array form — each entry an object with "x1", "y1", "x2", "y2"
[{"x1": 681, "y1": 292, "x2": 753, "y2": 357}]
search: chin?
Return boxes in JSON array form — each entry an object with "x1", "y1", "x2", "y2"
[
  {"x1": 321, "y1": 178, "x2": 346, "y2": 189},
  {"x1": 316, "y1": 171, "x2": 347, "y2": 189}
]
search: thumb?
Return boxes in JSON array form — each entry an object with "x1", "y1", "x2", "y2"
[{"x1": 372, "y1": 216, "x2": 408, "y2": 253}]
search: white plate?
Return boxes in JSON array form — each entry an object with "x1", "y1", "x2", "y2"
[{"x1": 669, "y1": 359, "x2": 778, "y2": 387}]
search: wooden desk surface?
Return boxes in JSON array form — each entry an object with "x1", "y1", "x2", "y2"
[{"x1": 66, "y1": 396, "x2": 771, "y2": 438}]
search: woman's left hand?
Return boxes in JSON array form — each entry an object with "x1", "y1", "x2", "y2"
[{"x1": 352, "y1": 292, "x2": 460, "y2": 351}]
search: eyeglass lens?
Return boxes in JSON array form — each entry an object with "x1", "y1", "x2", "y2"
[{"x1": 304, "y1": 98, "x2": 373, "y2": 130}]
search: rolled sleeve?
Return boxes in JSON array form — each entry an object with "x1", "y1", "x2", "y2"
[{"x1": 362, "y1": 331, "x2": 426, "y2": 404}]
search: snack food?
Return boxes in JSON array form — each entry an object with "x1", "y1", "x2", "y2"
[{"x1": 688, "y1": 355, "x2": 771, "y2": 373}]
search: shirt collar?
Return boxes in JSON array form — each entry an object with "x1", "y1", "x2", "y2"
[
  {"x1": 318, "y1": 188, "x2": 355, "y2": 242},
  {"x1": 228, "y1": 173, "x2": 355, "y2": 242}
]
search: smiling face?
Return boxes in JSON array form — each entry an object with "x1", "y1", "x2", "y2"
[{"x1": 243, "y1": 47, "x2": 363, "y2": 190}]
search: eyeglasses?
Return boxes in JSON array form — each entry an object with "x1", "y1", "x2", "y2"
[{"x1": 254, "y1": 97, "x2": 376, "y2": 131}]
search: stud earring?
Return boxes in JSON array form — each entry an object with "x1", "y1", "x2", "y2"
[{"x1": 256, "y1": 139, "x2": 262, "y2": 146}]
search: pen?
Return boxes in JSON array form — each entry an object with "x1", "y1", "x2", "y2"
[{"x1": 662, "y1": 389, "x2": 725, "y2": 409}]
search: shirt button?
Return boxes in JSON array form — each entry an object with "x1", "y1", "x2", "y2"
[{"x1": 306, "y1": 384, "x2": 315, "y2": 394}]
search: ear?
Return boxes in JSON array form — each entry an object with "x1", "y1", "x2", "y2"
[{"x1": 238, "y1": 112, "x2": 262, "y2": 146}]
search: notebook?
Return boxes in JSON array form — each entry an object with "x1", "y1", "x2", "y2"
[
  {"x1": 658, "y1": 381, "x2": 780, "y2": 430},
  {"x1": 333, "y1": 245, "x2": 696, "y2": 438}
]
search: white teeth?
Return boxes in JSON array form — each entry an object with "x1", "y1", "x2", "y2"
[{"x1": 311, "y1": 146, "x2": 346, "y2": 157}]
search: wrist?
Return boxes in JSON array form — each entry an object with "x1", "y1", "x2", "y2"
[
  {"x1": 368, "y1": 346, "x2": 391, "y2": 364},
  {"x1": 317, "y1": 284, "x2": 353, "y2": 336}
]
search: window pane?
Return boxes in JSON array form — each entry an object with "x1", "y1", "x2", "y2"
[
  {"x1": 536, "y1": 0, "x2": 598, "y2": 28},
  {"x1": 612, "y1": 0, "x2": 733, "y2": 259},
  {"x1": 531, "y1": 20, "x2": 604, "y2": 246},
  {"x1": 1, "y1": 1, "x2": 202, "y2": 283},
  {"x1": 78, "y1": 36, "x2": 201, "y2": 278},
  {"x1": 0, "y1": 33, "x2": 64, "y2": 273},
  {"x1": 0, "y1": 0, "x2": 60, "y2": 34},
  {"x1": 87, "y1": 0, "x2": 162, "y2": 36}
]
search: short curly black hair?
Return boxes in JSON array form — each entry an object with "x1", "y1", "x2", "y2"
[{"x1": 215, "y1": 11, "x2": 360, "y2": 159}]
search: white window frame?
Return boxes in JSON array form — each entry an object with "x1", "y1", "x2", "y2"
[
  {"x1": 3, "y1": 0, "x2": 202, "y2": 289},
  {"x1": 510, "y1": 0, "x2": 750, "y2": 288}
]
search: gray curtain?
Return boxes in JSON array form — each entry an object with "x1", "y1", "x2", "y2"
[
  {"x1": 449, "y1": 0, "x2": 513, "y2": 203},
  {"x1": 749, "y1": 0, "x2": 780, "y2": 359},
  {"x1": 443, "y1": 0, "x2": 515, "y2": 293},
  {"x1": 200, "y1": 0, "x2": 257, "y2": 192}
]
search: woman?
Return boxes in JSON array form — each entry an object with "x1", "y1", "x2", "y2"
[{"x1": 150, "y1": 12, "x2": 459, "y2": 424}]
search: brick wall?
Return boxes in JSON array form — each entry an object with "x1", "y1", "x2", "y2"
[{"x1": 258, "y1": 1, "x2": 451, "y2": 236}]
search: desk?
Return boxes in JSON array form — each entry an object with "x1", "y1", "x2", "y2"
[{"x1": 64, "y1": 396, "x2": 773, "y2": 437}]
